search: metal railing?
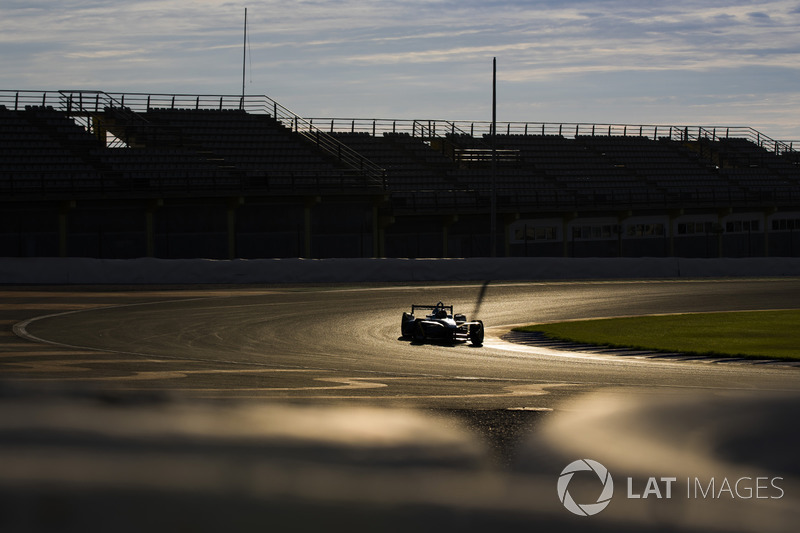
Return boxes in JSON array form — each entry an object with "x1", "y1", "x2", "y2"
[
  {"x1": 0, "y1": 90, "x2": 387, "y2": 189},
  {"x1": 307, "y1": 118, "x2": 797, "y2": 156},
  {"x1": 2, "y1": 90, "x2": 796, "y2": 156}
]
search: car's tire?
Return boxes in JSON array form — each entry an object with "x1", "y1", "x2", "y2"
[
  {"x1": 469, "y1": 320, "x2": 484, "y2": 346},
  {"x1": 413, "y1": 320, "x2": 425, "y2": 343},
  {"x1": 401, "y1": 312, "x2": 414, "y2": 338}
]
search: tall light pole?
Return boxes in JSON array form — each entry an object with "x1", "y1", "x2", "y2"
[
  {"x1": 490, "y1": 57, "x2": 497, "y2": 257},
  {"x1": 241, "y1": 7, "x2": 248, "y2": 108}
]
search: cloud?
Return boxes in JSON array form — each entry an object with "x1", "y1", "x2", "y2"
[
  {"x1": 1, "y1": 1, "x2": 799, "y2": 138},
  {"x1": 747, "y1": 11, "x2": 773, "y2": 21}
]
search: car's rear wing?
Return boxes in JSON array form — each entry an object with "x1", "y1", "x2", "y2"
[{"x1": 411, "y1": 304, "x2": 453, "y2": 314}]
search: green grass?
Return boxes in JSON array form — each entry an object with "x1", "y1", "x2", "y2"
[{"x1": 514, "y1": 310, "x2": 800, "y2": 361}]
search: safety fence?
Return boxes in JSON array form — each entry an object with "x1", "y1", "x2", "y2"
[
  {"x1": 0, "y1": 90, "x2": 386, "y2": 189},
  {"x1": 307, "y1": 118, "x2": 796, "y2": 156},
  {"x1": 2, "y1": 90, "x2": 795, "y2": 157}
]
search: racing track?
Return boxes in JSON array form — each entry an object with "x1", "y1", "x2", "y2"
[
  {"x1": 4, "y1": 279, "x2": 800, "y2": 532},
  {"x1": 12, "y1": 279, "x2": 800, "y2": 406}
]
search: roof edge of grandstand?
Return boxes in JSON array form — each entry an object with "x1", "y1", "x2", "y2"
[{"x1": 1, "y1": 89, "x2": 796, "y2": 155}]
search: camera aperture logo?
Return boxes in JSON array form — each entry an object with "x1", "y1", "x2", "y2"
[{"x1": 557, "y1": 459, "x2": 614, "y2": 517}]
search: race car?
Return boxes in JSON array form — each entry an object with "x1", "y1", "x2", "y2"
[{"x1": 401, "y1": 301, "x2": 484, "y2": 346}]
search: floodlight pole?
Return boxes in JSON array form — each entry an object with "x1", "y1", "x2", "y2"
[
  {"x1": 490, "y1": 57, "x2": 497, "y2": 257},
  {"x1": 241, "y1": 7, "x2": 247, "y2": 109}
]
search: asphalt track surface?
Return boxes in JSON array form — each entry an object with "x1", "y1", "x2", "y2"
[
  {"x1": 8, "y1": 279, "x2": 800, "y2": 405},
  {"x1": 2, "y1": 279, "x2": 800, "y2": 532}
]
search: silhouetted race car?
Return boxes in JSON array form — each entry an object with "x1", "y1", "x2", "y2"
[{"x1": 401, "y1": 301, "x2": 484, "y2": 346}]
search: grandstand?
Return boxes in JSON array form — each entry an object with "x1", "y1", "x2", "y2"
[{"x1": 1, "y1": 89, "x2": 798, "y2": 259}]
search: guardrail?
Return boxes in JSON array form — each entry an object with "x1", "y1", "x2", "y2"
[
  {"x1": 4, "y1": 90, "x2": 795, "y2": 157},
  {"x1": 0, "y1": 90, "x2": 387, "y2": 190},
  {"x1": 308, "y1": 118, "x2": 796, "y2": 156},
  {"x1": 2, "y1": 89, "x2": 797, "y2": 181}
]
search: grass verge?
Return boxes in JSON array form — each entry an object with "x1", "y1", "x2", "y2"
[{"x1": 514, "y1": 310, "x2": 800, "y2": 361}]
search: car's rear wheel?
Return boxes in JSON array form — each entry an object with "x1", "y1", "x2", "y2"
[{"x1": 469, "y1": 320, "x2": 484, "y2": 346}]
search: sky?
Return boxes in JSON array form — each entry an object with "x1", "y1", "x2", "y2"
[{"x1": 2, "y1": 1, "x2": 800, "y2": 140}]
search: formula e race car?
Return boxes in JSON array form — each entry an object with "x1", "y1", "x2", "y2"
[{"x1": 401, "y1": 302, "x2": 484, "y2": 346}]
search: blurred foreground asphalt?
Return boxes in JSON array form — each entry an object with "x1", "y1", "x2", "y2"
[
  {"x1": 0, "y1": 386, "x2": 796, "y2": 533},
  {"x1": 1, "y1": 282, "x2": 798, "y2": 531}
]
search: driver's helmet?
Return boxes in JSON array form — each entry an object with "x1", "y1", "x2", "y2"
[{"x1": 436, "y1": 308, "x2": 448, "y2": 318}]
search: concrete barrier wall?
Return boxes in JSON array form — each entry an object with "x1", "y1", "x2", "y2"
[{"x1": 1, "y1": 257, "x2": 799, "y2": 285}]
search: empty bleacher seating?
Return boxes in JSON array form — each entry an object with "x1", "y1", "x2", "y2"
[{"x1": 1, "y1": 104, "x2": 798, "y2": 211}]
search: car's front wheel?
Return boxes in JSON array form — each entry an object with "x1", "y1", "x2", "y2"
[
  {"x1": 469, "y1": 320, "x2": 484, "y2": 346},
  {"x1": 401, "y1": 312, "x2": 414, "y2": 338}
]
